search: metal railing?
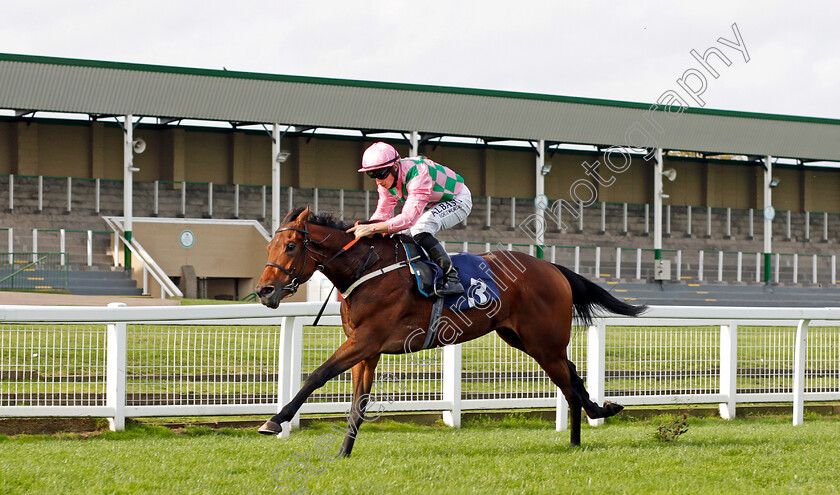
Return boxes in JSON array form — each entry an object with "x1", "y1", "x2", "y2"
[
  {"x1": 101, "y1": 217, "x2": 183, "y2": 298},
  {"x1": 1, "y1": 303, "x2": 839, "y2": 433},
  {"x1": 3, "y1": 174, "x2": 839, "y2": 241},
  {"x1": 0, "y1": 253, "x2": 69, "y2": 291}
]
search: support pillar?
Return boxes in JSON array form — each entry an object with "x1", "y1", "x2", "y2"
[
  {"x1": 654, "y1": 148, "x2": 664, "y2": 261},
  {"x1": 534, "y1": 140, "x2": 545, "y2": 259},
  {"x1": 272, "y1": 124, "x2": 282, "y2": 233},
  {"x1": 410, "y1": 130, "x2": 419, "y2": 157},
  {"x1": 123, "y1": 115, "x2": 134, "y2": 269},
  {"x1": 763, "y1": 155, "x2": 773, "y2": 283}
]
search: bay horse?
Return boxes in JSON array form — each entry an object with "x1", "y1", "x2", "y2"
[{"x1": 255, "y1": 207, "x2": 646, "y2": 456}]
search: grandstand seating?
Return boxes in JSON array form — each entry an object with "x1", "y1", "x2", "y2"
[{"x1": 0, "y1": 173, "x2": 838, "y2": 298}]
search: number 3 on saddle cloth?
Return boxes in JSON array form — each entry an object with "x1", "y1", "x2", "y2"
[{"x1": 401, "y1": 241, "x2": 500, "y2": 311}]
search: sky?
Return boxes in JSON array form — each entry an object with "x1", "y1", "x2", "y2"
[{"x1": 3, "y1": 1, "x2": 840, "y2": 120}]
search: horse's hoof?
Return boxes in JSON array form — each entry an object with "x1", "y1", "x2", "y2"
[
  {"x1": 604, "y1": 401, "x2": 624, "y2": 417},
  {"x1": 258, "y1": 420, "x2": 283, "y2": 435}
]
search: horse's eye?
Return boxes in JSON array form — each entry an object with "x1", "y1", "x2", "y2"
[{"x1": 286, "y1": 242, "x2": 296, "y2": 252}]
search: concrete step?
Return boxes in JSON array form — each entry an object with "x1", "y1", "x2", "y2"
[{"x1": 68, "y1": 273, "x2": 141, "y2": 295}]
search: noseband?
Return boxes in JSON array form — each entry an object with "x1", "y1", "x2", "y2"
[{"x1": 265, "y1": 224, "x2": 325, "y2": 295}]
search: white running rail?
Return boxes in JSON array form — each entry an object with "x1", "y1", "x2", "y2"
[{"x1": 0, "y1": 303, "x2": 838, "y2": 432}]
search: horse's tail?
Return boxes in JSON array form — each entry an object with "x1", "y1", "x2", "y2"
[{"x1": 554, "y1": 264, "x2": 647, "y2": 326}]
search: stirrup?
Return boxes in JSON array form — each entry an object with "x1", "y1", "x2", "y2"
[{"x1": 435, "y1": 271, "x2": 464, "y2": 296}]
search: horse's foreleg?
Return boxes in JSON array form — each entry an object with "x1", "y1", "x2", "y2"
[
  {"x1": 339, "y1": 354, "x2": 381, "y2": 458},
  {"x1": 259, "y1": 339, "x2": 372, "y2": 435}
]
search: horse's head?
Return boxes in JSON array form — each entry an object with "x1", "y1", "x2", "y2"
[{"x1": 256, "y1": 206, "x2": 321, "y2": 308}]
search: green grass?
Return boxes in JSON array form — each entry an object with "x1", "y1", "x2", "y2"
[{"x1": 1, "y1": 415, "x2": 840, "y2": 494}]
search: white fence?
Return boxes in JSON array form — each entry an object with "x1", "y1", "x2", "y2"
[{"x1": 1, "y1": 303, "x2": 839, "y2": 433}]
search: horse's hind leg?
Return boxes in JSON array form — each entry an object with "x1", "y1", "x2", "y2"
[
  {"x1": 566, "y1": 360, "x2": 624, "y2": 420},
  {"x1": 568, "y1": 396, "x2": 582, "y2": 447},
  {"x1": 340, "y1": 354, "x2": 381, "y2": 458},
  {"x1": 535, "y1": 354, "x2": 586, "y2": 447}
]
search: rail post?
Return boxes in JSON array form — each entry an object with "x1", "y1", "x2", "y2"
[
  {"x1": 106, "y1": 302, "x2": 127, "y2": 431},
  {"x1": 32, "y1": 229, "x2": 38, "y2": 263},
  {"x1": 636, "y1": 248, "x2": 642, "y2": 280},
  {"x1": 595, "y1": 247, "x2": 601, "y2": 280},
  {"x1": 792, "y1": 319, "x2": 811, "y2": 426},
  {"x1": 615, "y1": 247, "x2": 621, "y2": 280},
  {"x1": 442, "y1": 343, "x2": 462, "y2": 428},
  {"x1": 273, "y1": 316, "x2": 295, "y2": 438},
  {"x1": 587, "y1": 321, "x2": 606, "y2": 427},
  {"x1": 556, "y1": 386, "x2": 568, "y2": 432},
  {"x1": 288, "y1": 317, "x2": 304, "y2": 433},
  {"x1": 60, "y1": 229, "x2": 65, "y2": 266},
  {"x1": 719, "y1": 321, "x2": 737, "y2": 419},
  {"x1": 698, "y1": 250, "x2": 704, "y2": 282},
  {"x1": 676, "y1": 250, "x2": 682, "y2": 281}
]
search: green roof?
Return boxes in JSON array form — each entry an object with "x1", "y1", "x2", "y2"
[{"x1": 2, "y1": 52, "x2": 838, "y2": 127}]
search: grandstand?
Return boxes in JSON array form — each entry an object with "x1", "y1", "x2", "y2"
[{"x1": 1, "y1": 53, "x2": 839, "y2": 305}]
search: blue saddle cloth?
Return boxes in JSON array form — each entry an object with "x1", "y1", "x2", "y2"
[{"x1": 411, "y1": 250, "x2": 501, "y2": 312}]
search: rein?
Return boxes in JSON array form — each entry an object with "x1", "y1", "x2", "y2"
[{"x1": 265, "y1": 225, "x2": 371, "y2": 296}]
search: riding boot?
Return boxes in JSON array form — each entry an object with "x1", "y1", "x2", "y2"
[{"x1": 413, "y1": 232, "x2": 464, "y2": 296}]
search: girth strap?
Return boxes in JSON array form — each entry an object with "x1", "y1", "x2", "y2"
[
  {"x1": 341, "y1": 259, "x2": 414, "y2": 299},
  {"x1": 421, "y1": 297, "x2": 445, "y2": 350}
]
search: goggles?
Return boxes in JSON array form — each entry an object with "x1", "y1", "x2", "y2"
[{"x1": 366, "y1": 166, "x2": 393, "y2": 180}]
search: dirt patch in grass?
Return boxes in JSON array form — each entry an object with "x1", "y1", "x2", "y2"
[{"x1": 0, "y1": 417, "x2": 108, "y2": 435}]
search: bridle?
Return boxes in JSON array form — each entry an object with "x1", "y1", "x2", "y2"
[{"x1": 265, "y1": 223, "x2": 363, "y2": 295}]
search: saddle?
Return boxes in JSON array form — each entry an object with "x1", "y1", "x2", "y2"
[
  {"x1": 402, "y1": 240, "x2": 440, "y2": 298},
  {"x1": 400, "y1": 239, "x2": 502, "y2": 349},
  {"x1": 401, "y1": 240, "x2": 500, "y2": 309}
]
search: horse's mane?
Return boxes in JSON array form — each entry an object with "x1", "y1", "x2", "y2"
[
  {"x1": 282, "y1": 206, "x2": 416, "y2": 281},
  {"x1": 283, "y1": 207, "x2": 352, "y2": 231},
  {"x1": 284, "y1": 206, "x2": 413, "y2": 243}
]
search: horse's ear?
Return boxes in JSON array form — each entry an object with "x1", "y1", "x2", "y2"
[{"x1": 296, "y1": 206, "x2": 312, "y2": 224}]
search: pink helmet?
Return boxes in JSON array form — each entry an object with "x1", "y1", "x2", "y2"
[{"x1": 358, "y1": 142, "x2": 400, "y2": 172}]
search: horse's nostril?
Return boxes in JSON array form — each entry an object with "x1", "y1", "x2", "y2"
[{"x1": 258, "y1": 286, "x2": 275, "y2": 297}]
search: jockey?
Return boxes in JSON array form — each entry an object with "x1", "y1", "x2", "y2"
[{"x1": 347, "y1": 141, "x2": 473, "y2": 296}]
